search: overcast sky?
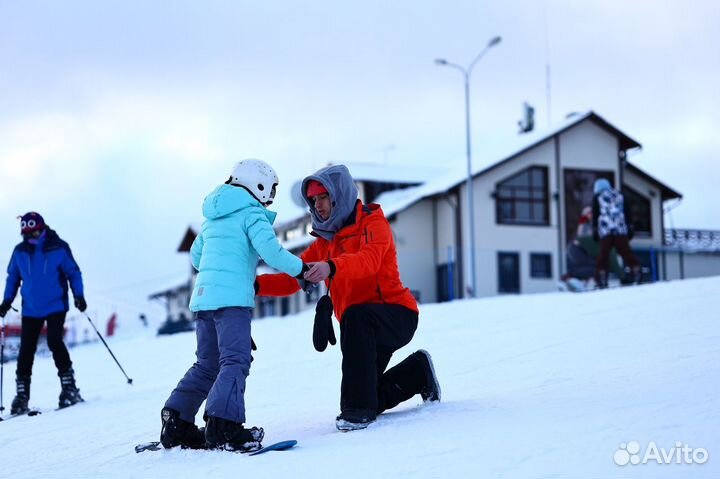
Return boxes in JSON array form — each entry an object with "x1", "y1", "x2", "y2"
[{"x1": 1, "y1": 1, "x2": 718, "y2": 321}]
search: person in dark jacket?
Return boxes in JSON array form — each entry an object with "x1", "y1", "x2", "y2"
[
  {"x1": 0, "y1": 212, "x2": 87, "y2": 414},
  {"x1": 591, "y1": 179, "x2": 641, "y2": 288},
  {"x1": 257, "y1": 165, "x2": 441, "y2": 431}
]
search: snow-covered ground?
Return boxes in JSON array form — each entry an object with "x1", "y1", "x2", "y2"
[{"x1": 2, "y1": 277, "x2": 719, "y2": 479}]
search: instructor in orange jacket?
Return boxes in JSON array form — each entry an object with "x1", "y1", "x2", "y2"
[{"x1": 256, "y1": 164, "x2": 441, "y2": 431}]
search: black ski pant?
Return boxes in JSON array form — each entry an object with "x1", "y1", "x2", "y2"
[
  {"x1": 595, "y1": 234, "x2": 640, "y2": 283},
  {"x1": 16, "y1": 312, "x2": 72, "y2": 378},
  {"x1": 339, "y1": 303, "x2": 419, "y2": 417}
]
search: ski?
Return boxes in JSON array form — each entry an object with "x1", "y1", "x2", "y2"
[
  {"x1": 0, "y1": 409, "x2": 42, "y2": 421},
  {"x1": 55, "y1": 400, "x2": 85, "y2": 412},
  {"x1": 0, "y1": 399, "x2": 84, "y2": 422},
  {"x1": 135, "y1": 441, "x2": 163, "y2": 453},
  {"x1": 134, "y1": 439, "x2": 297, "y2": 455}
]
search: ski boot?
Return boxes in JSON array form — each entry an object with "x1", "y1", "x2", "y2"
[
  {"x1": 160, "y1": 407, "x2": 206, "y2": 449},
  {"x1": 335, "y1": 409, "x2": 376, "y2": 431},
  {"x1": 58, "y1": 368, "x2": 84, "y2": 409},
  {"x1": 205, "y1": 416, "x2": 264, "y2": 452},
  {"x1": 10, "y1": 376, "x2": 31, "y2": 415},
  {"x1": 595, "y1": 270, "x2": 609, "y2": 289},
  {"x1": 632, "y1": 266, "x2": 642, "y2": 285}
]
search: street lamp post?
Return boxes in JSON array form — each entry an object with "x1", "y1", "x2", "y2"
[{"x1": 435, "y1": 35, "x2": 501, "y2": 298}]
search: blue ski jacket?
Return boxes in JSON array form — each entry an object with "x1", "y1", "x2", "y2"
[
  {"x1": 189, "y1": 184, "x2": 303, "y2": 312},
  {"x1": 3, "y1": 229, "x2": 85, "y2": 318}
]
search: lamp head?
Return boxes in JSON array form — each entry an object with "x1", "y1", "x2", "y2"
[
  {"x1": 434, "y1": 58, "x2": 448, "y2": 65},
  {"x1": 488, "y1": 36, "x2": 502, "y2": 48}
]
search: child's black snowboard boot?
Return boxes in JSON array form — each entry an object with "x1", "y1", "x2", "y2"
[
  {"x1": 160, "y1": 407, "x2": 206, "y2": 449},
  {"x1": 205, "y1": 416, "x2": 264, "y2": 452}
]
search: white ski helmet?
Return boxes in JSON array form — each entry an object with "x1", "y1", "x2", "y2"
[{"x1": 228, "y1": 159, "x2": 279, "y2": 205}]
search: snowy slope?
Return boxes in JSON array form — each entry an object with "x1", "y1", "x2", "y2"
[{"x1": 2, "y1": 277, "x2": 719, "y2": 479}]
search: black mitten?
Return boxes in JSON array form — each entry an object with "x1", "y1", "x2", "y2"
[
  {"x1": 327, "y1": 309, "x2": 336, "y2": 346},
  {"x1": 74, "y1": 296, "x2": 87, "y2": 312},
  {"x1": 313, "y1": 295, "x2": 335, "y2": 352},
  {"x1": 0, "y1": 300, "x2": 11, "y2": 318}
]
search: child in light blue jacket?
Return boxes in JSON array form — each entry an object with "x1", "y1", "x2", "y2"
[{"x1": 161, "y1": 159, "x2": 306, "y2": 452}]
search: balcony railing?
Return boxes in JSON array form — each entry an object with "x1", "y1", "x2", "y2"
[{"x1": 664, "y1": 229, "x2": 720, "y2": 252}]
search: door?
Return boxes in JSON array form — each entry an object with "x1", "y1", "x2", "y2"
[{"x1": 498, "y1": 252, "x2": 520, "y2": 293}]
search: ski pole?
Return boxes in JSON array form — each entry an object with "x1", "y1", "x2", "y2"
[
  {"x1": 0, "y1": 306, "x2": 16, "y2": 414},
  {"x1": 0, "y1": 313, "x2": 6, "y2": 414},
  {"x1": 83, "y1": 312, "x2": 133, "y2": 385}
]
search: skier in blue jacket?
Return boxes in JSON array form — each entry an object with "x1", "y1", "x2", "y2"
[
  {"x1": 160, "y1": 159, "x2": 307, "y2": 452},
  {"x1": 0, "y1": 212, "x2": 87, "y2": 414}
]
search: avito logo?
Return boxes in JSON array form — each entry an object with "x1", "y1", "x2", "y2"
[{"x1": 614, "y1": 441, "x2": 709, "y2": 466}]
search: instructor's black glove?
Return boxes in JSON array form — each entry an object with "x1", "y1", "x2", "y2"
[
  {"x1": 74, "y1": 296, "x2": 87, "y2": 312},
  {"x1": 0, "y1": 300, "x2": 11, "y2": 318},
  {"x1": 298, "y1": 278, "x2": 318, "y2": 294},
  {"x1": 295, "y1": 263, "x2": 318, "y2": 294},
  {"x1": 592, "y1": 232, "x2": 599, "y2": 243},
  {"x1": 295, "y1": 263, "x2": 310, "y2": 279},
  {"x1": 313, "y1": 295, "x2": 336, "y2": 352}
]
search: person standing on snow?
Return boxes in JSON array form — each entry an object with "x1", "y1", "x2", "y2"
[
  {"x1": 0, "y1": 212, "x2": 86, "y2": 414},
  {"x1": 160, "y1": 159, "x2": 308, "y2": 452},
  {"x1": 591, "y1": 178, "x2": 641, "y2": 288},
  {"x1": 256, "y1": 164, "x2": 440, "y2": 431}
]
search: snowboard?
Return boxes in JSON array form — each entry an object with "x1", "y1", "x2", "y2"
[{"x1": 134, "y1": 439, "x2": 297, "y2": 455}]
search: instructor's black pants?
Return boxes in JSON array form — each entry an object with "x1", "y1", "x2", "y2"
[
  {"x1": 339, "y1": 303, "x2": 418, "y2": 416},
  {"x1": 16, "y1": 312, "x2": 72, "y2": 378}
]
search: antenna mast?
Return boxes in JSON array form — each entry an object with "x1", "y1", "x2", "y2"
[{"x1": 544, "y1": 2, "x2": 552, "y2": 126}]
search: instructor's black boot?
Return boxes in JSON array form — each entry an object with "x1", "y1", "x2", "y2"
[
  {"x1": 382, "y1": 350, "x2": 441, "y2": 406},
  {"x1": 414, "y1": 350, "x2": 442, "y2": 403},
  {"x1": 160, "y1": 407, "x2": 206, "y2": 449},
  {"x1": 205, "y1": 416, "x2": 264, "y2": 452},
  {"x1": 336, "y1": 409, "x2": 376, "y2": 431},
  {"x1": 58, "y1": 368, "x2": 84, "y2": 409},
  {"x1": 10, "y1": 376, "x2": 31, "y2": 415}
]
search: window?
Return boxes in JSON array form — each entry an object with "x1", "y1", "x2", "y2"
[
  {"x1": 622, "y1": 186, "x2": 652, "y2": 237},
  {"x1": 257, "y1": 298, "x2": 275, "y2": 318},
  {"x1": 496, "y1": 166, "x2": 550, "y2": 225},
  {"x1": 285, "y1": 227, "x2": 303, "y2": 241},
  {"x1": 530, "y1": 253, "x2": 552, "y2": 278},
  {"x1": 497, "y1": 252, "x2": 520, "y2": 293},
  {"x1": 280, "y1": 297, "x2": 290, "y2": 316}
]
